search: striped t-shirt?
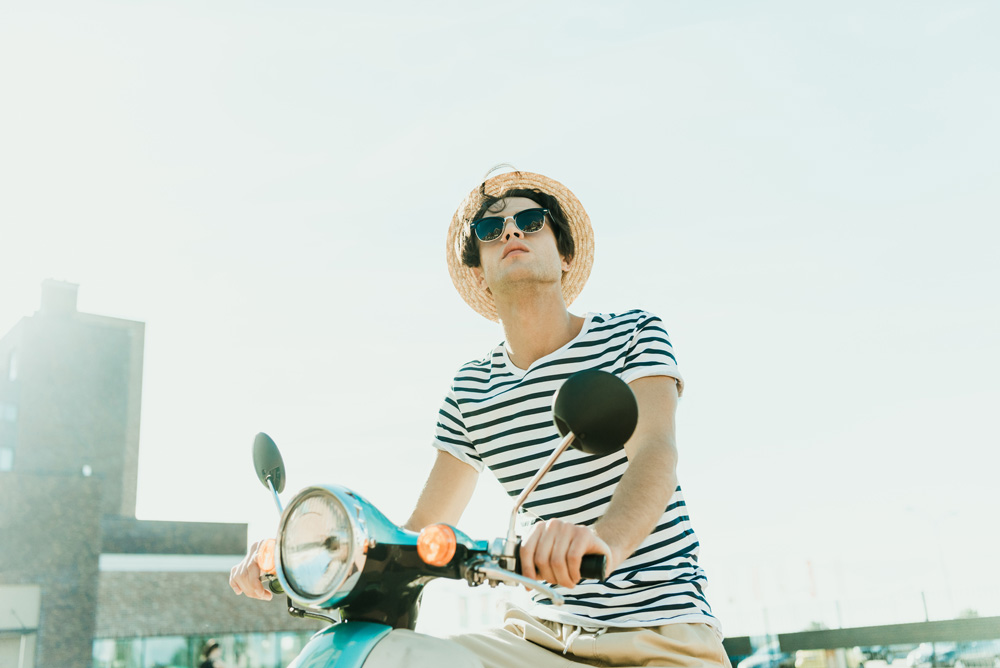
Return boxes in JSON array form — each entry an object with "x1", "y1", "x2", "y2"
[{"x1": 432, "y1": 310, "x2": 720, "y2": 632}]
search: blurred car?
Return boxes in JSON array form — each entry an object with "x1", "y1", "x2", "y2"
[
  {"x1": 861, "y1": 647, "x2": 893, "y2": 662},
  {"x1": 797, "y1": 647, "x2": 864, "y2": 668},
  {"x1": 862, "y1": 646, "x2": 919, "y2": 664},
  {"x1": 796, "y1": 649, "x2": 830, "y2": 668},
  {"x1": 952, "y1": 640, "x2": 1000, "y2": 668},
  {"x1": 907, "y1": 643, "x2": 958, "y2": 668},
  {"x1": 738, "y1": 643, "x2": 796, "y2": 668},
  {"x1": 887, "y1": 645, "x2": 923, "y2": 665}
]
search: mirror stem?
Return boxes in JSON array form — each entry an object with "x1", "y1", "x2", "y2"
[
  {"x1": 266, "y1": 477, "x2": 284, "y2": 513},
  {"x1": 503, "y1": 431, "x2": 576, "y2": 558}
]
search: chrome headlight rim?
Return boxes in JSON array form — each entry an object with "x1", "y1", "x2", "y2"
[{"x1": 275, "y1": 485, "x2": 368, "y2": 607}]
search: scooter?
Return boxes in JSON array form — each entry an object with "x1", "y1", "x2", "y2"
[{"x1": 248, "y1": 369, "x2": 638, "y2": 667}]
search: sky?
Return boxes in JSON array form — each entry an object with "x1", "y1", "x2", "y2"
[{"x1": 1, "y1": 0, "x2": 998, "y2": 637}]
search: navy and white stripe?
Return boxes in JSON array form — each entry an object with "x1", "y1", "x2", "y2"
[{"x1": 432, "y1": 310, "x2": 720, "y2": 631}]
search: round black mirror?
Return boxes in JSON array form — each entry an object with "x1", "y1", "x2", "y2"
[
  {"x1": 552, "y1": 370, "x2": 638, "y2": 456},
  {"x1": 253, "y1": 432, "x2": 285, "y2": 493}
]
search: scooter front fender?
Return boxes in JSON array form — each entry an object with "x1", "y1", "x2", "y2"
[{"x1": 287, "y1": 622, "x2": 391, "y2": 668}]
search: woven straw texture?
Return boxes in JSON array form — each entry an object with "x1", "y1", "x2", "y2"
[{"x1": 446, "y1": 171, "x2": 594, "y2": 322}]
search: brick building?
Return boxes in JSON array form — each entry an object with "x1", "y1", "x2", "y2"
[{"x1": 0, "y1": 281, "x2": 320, "y2": 668}]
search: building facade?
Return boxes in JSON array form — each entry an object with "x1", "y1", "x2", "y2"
[{"x1": 0, "y1": 281, "x2": 320, "y2": 668}]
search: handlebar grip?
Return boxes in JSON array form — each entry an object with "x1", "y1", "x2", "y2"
[
  {"x1": 514, "y1": 541, "x2": 608, "y2": 582},
  {"x1": 580, "y1": 554, "x2": 607, "y2": 581},
  {"x1": 261, "y1": 574, "x2": 284, "y2": 594}
]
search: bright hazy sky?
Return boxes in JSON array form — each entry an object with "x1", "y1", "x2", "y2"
[{"x1": 2, "y1": 1, "x2": 998, "y2": 635}]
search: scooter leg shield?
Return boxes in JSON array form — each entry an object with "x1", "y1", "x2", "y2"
[
  {"x1": 286, "y1": 623, "x2": 391, "y2": 668},
  {"x1": 363, "y1": 629, "x2": 484, "y2": 668}
]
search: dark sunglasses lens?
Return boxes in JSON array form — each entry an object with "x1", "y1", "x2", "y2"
[
  {"x1": 515, "y1": 209, "x2": 546, "y2": 233},
  {"x1": 474, "y1": 218, "x2": 504, "y2": 242}
]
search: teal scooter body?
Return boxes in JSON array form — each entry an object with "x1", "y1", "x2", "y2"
[
  {"x1": 286, "y1": 622, "x2": 392, "y2": 668},
  {"x1": 275, "y1": 484, "x2": 485, "y2": 667}
]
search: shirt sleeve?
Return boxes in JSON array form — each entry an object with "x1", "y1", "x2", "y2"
[
  {"x1": 620, "y1": 312, "x2": 685, "y2": 397},
  {"x1": 431, "y1": 386, "x2": 485, "y2": 472}
]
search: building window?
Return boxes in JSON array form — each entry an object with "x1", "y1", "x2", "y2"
[
  {"x1": 0, "y1": 401, "x2": 16, "y2": 422},
  {"x1": 7, "y1": 350, "x2": 17, "y2": 381},
  {"x1": 0, "y1": 447, "x2": 12, "y2": 471},
  {"x1": 92, "y1": 631, "x2": 316, "y2": 668}
]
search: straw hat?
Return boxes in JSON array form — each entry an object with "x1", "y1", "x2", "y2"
[{"x1": 446, "y1": 170, "x2": 595, "y2": 322}]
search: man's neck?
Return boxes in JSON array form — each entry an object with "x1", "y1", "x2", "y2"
[{"x1": 495, "y1": 290, "x2": 585, "y2": 370}]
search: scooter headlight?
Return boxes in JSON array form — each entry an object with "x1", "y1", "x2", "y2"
[{"x1": 276, "y1": 487, "x2": 367, "y2": 606}]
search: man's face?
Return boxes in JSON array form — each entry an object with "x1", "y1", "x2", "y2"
[{"x1": 473, "y1": 196, "x2": 571, "y2": 296}]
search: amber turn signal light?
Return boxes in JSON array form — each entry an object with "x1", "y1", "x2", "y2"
[
  {"x1": 417, "y1": 524, "x2": 457, "y2": 567},
  {"x1": 256, "y1": 538, "x2": 277, "y2": 574}
]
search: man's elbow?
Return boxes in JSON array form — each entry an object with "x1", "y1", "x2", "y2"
[{"x1": 626, "y1": 436, "x2": 678, "y2": 469}]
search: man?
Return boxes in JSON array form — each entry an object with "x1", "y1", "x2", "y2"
[
  {"x1": 419, "y1": 170, "x2": 727, "y2": 667},
  {"x1": 231, "y1": 170, "x2": 728, "y2": 667}
]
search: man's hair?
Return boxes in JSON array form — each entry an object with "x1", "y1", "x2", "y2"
[{"x1": 460, "y1": 188, "x2": 575, "y2": 268}]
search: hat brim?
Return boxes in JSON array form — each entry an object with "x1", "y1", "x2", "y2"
[{"x1": 446, "y1": 171, "x2": 594, "y2": 322}]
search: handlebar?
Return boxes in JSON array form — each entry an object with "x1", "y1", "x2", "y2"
[
  {"x1": 257, "y1": 534, "x2": 608, "y2": 598},
  {"x1": 476, "y1": 545, "x2": 604, "y2": 606},
  {"x1": 513, "y1": 541, "x2": 607, "y2": 581}
]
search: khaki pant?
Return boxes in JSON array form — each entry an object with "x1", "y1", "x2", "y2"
[{"x1": 448, "y1": 605, "x2": 733, "y2": 668}]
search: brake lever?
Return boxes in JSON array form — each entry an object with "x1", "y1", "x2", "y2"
[
  {"x1": 474, "y1": 563, "x2": 566, "y2": 606},
  {"x1": 258, "y1": 574, "x2": 340, "y2": 624}
]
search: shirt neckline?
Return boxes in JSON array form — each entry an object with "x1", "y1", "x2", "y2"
[{"x1": 499, "y1": 312, "x2": 596, "y2": 376}]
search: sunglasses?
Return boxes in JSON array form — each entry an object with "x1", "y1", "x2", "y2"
[{"x1": 469, "y1": 208, "x2": 549, "y2": 242}]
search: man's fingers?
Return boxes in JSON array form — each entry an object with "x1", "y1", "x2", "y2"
[
  {"x1": 243, "y1": 571, "x2": 270, "y2": 600},
  {"x1": 230, "y1": 565, "x2": 239, "y2": 593},
  {"x1": 522, "y1": 521, "x2": 613, "y2": 588},
  {"x1": 254, "y1": 579, "x2": 273, "y2": 601},
  {"x1": 520, "y1": 526, "x2": 540, "y2": 580},
  {"x1": 229, "y1": 564, "x2": 245, "y2": 596},
  {"x1": 531, "y1": 524, "x2": 557, "y2": 584},
  {"x1": 549, "y1": 529, "x2": 575, "y2": 588},
  {"x1": 245, "y1": 563, "x2": 269, "y2": 600},
  {"x1": 229, "y1": 540, "x2": 278, "y2": 601},
  {"x1": 566, "y1": 533, "x2": 590, "y2": 585},
  {"x1": 532, "y1": 520, "x2": 572, "y2": 586}
]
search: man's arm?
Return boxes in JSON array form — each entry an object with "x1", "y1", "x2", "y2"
[
  {"x1": 403, "y1": 449, "x2": 480, "y2": 531},
  {"x1": 592, "y1": 374, "x2": 679, "y2": 566},
  {"x1": 519, "y1": 375, "x2": 679, "y2": 588}
]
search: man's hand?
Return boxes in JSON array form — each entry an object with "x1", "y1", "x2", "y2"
[
  {"x1": 229, "y1": 539, "x2": 273, "y2": 601},
  {"x1": 519, "y1": 519, "x2": 616, "y2": 589}
]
